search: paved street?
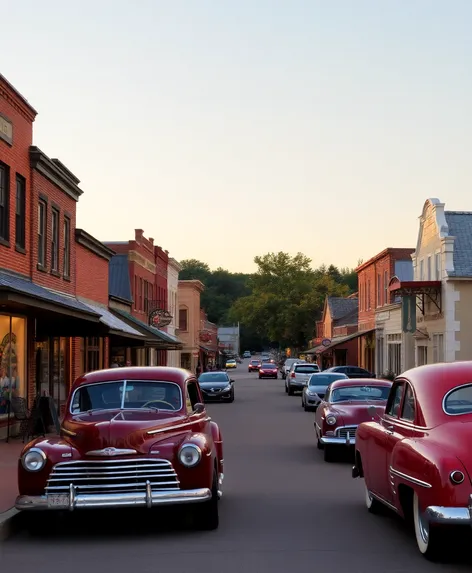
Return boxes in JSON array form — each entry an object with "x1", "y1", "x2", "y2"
[{"x1": 2, "y1": 363, "x2": 471, "y2": 572}]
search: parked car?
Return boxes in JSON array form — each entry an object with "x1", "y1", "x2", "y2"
[
  {"x1": 248, "y1": 359, "x2": 261, "y2": 372},
  {"x1": 353, "y1": 362, "x2": 472, "y2": 559},
  {"x1": 314, "y1": 378, "x2": 392, "y2": 462},
  {"x1": 15, "y1": 367, "x2": 224, "y2": 530},
  {"x1": 225, "y1": 359, "x2": 237, "y2": 369},
  {"x1": 280, "y1": 358, "x2": 304, "y2": 379},
  {"x1": 324, "y1": 365, "x2": 375, "y2": 378},
  {"x1": 243, "y1": 351, "x2": 251, "y2": 359},
  {"x1": 301, "y1": 372, "x2": 349, "y2": 411},
  {"x1": 258, "y1": 363, "x2": 278, "y2": 379},
  {"x1": 285, "y1": 363, "x2": 320, "y2": 395},
  {"x1": 198, "y1": 371, "x2": 235, "y2": 402}
]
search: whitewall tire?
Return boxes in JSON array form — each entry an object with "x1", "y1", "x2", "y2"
[
  {"x1": 364, "y1": 483, "x2": 383, "y2": 514},
  {"x1": 413, "y1": 492, "x2": 445, "y2": 560}
]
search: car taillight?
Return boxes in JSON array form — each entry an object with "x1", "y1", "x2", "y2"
[{"x1": 290, "y1": 372, "x2": 295, "y2": 378}]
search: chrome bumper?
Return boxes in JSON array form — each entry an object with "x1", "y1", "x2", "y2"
[
  {"x1": 320, "y1": 436, "x2": 356, "y2": 446},
  {"x1": 16, "y1": 487, "x2": 211, "y2": 511},
  {"x1": 425, "y1": 505, "x2": 472, "y2": 525}
]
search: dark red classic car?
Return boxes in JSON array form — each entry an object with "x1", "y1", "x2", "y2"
[
  {"x1": 314, "y1": 378, "x2": 392, "y2": 462},
  {"x1": 15, "y1": 367, "x2": 224, "y2": 530},
  {"x1": 353, "y1": 362, "x2": 472, "y2": 560}
]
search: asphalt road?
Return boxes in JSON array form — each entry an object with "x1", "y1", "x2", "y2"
[{"x1": 2, "y1": 362, "x2": 471, "y2": 572}]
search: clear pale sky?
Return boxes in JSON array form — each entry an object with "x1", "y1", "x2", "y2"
[{"x1": 3, "y1": 1, "x2": 472, "y2": 273}]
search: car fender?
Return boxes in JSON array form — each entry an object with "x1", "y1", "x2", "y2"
[
  {"x1": 354, "y1": 421, "x2": 381, "y2": 480},
  {"x1": 210, "y1": 421, "x2": 223, "y2": 475},
  {"x1": 391, "y1": 439, "x2": 472, "y2": 511}
]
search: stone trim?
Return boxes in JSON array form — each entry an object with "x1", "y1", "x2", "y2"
[{"x1": 444, "y1": 281, "x2": 460, "y2": 362}]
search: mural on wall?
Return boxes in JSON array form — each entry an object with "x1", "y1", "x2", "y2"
[{"x1": 0, "y1": 332, "x2": 19, "y2": 413}]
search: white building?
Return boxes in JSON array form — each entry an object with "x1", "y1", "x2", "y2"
[
  {"x1": 217, "y1": 325, "x2": 240, "y2": 356},
  {"x1": 166, "y1": 257, "x2": 181, "y2": 367}
]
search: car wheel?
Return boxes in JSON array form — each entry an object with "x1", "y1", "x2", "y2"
[
  {"x1": 197, "y1": 469, "x2": 219, "y2": 530},
  {"x1": 229, "y1": 392, "x2": 234, "y2": 402},
  {"x1": 365, "y1": 482, "x2": 383, "y2": 514},
  {"x1": 317, "y1": 437, "x2": 323, "y2": 450},
  {"x1": 285, "y1": 382, "x2": 288, "y2": 393},
  {"x1": 287, "y1": 384, "x2": 294, "y2": 396},
  {"x1": 304, "y1": 402, "x2": 310, "y2": 412},
  {"x1": 413, "y1": 492, "x2": 446, "y2": 559},
  {"x1": 323, "y1": 445, "x2": 335, "y2": 462}
]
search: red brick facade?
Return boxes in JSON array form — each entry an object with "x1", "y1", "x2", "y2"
[{"x1": 356, "y1": 248, "x2": 415, "y2": 331}]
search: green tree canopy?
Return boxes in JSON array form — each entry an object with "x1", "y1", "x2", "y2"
[{"x1": 228, "y1": 252, "x2": 351, "y2": 348}]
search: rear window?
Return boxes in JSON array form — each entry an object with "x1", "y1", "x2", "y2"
[
  {"x1": 308, "y1": 374, "x2": 346, "y2": 386},
  {"x1": 444, "y1": 384, "x2": 472, "y2": 415},
  {"x1": 294, "y1": 365, "x2": 319, "y2": 373}
]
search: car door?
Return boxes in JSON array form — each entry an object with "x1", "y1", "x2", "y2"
[
  {"x1": 384, "y1": 381, "x2": 418, "y2": 504},
  {"x1": 366, "y1": 381, "x2": 405, "y2": 499}
]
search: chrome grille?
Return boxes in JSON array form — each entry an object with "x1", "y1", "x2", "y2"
[
  {"x1": 336, "y1": 426, "x2": 357, "y2": 439},
  {"x1": 45, "y1": 458, "x2": 180, "y2": 495}
]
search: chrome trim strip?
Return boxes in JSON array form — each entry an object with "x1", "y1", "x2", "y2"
[
  {"x1": 370, "y1": 491, "x2": 398, "y2": 513},
  {"x1": 147, "y1": 416, "x2": 211, "y2": 435},
  {"x1": 389, "y1": 466, "x2": 432, "y2": 488},
  {"x1": 61, "y1": 428, "x2": 77, "y2": 437},
  {"x1": 320, "y1": 436, "x2": 356, "y2": 445},
  {"x1": 16, "y1": 488, "x2": 212, "y2": 511}
]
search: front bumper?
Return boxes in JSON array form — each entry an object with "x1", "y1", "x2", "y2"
[
  {"x1": 259, "y1": 373, "x2": 277, "y2": 377},
  {"x1": 16, "y1": 487, "x2": 212, "y2": 511},
  {"x1": 320, "y1": 436, "x2": 356, "y2": 446},
  {"x1": 202, "y1": 393, "x2": 233, "y2": 401}
]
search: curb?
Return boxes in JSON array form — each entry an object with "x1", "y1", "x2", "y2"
[{"x1": 0, "y1": 508, "x2": 20, "y2": 541}]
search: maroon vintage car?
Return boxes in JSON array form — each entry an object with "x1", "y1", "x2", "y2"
[
  {"x1": 15, "y1": 367, "x2": 224, "y2": 530},
  {"x1": 314, "y1": 378, "x2": 392, "y2": 462},
  {"x1": 353, "y1": 362, "x2": 472, "y2": 560}
]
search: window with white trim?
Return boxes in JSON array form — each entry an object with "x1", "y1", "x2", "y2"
[
  {"x1": 384, "y1": 270, "x2": 389, "y2": 305},
  {"x1": 432, "y1": 333, "x2": 444, "y2": 363},
  {"x1": 387, "y1": 334, "x2": 401, "y2": 375},
  {"x1": 417, "y1": 344, "x2": 428, "y2": 366}
]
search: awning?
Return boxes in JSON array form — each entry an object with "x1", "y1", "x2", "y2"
[
  {"x1": 0, "y1": 270, "x2": 100, "y2": 322},
  {"x1": 79, "y1": 300, "x2": 144, "y2": 340},
  {"x1": 199, "y1": 345, "x2": 213, "y2": 353},
  {"x1": 316, "y1": 329, "x2": 375, "y2": 354},
  {"x1": 389, "y1": 279, "x2": 441, "y2": 295},
  {"x1": 110, "y1": 308, "x2": 183, "y2": 349}
]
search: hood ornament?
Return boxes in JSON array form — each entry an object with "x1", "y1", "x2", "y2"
[{"x1": 86, "y1": 447, "x2": 137, "y2": 457}]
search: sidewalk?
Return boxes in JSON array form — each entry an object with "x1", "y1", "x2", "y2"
[{"x1": 0, "y1": 438, "x2": 24, "y2": 540}]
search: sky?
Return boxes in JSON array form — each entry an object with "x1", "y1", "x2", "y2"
[{"x1": 3, "y1": 0, "x2": 472, "y2": 273}]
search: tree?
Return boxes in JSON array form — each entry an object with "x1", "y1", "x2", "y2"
[{"x1": 229, "y1": 252, "x2": 349, "y2": 348}]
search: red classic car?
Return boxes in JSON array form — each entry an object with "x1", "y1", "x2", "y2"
[
  {"x1": 314, "y1": 378, "x2": 392, "y2": 462},
  {"x1": 15, "y1": 367, "x2": 224, "y2": 530},
  {"x1": 353, "y1": 362, "x2": 472, "y2": 560}
]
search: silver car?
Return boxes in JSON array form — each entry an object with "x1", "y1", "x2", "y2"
[
  {"x1": 285, "y1": 363, "x2": 320, "y2": 395},
  {"x1": 301, "y1": 372, "x2": 349, "y2": 411}
]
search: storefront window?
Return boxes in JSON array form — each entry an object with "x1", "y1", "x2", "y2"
[{"x1": 0, "y1": 315, "x2": 27, "y2": 415}]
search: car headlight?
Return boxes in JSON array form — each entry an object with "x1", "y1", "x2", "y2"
[
  {"x1": 326, "y1": 415, "x2": 337, "y2": 426},
  {"x1": 223, "y1": 385, "x2": 231, "y2": 392},
  {"x1": 178, "y1": 443, "x2": 202, "y2": 468},
  {"x1": 21, "y1": 448, "x2": 47, "y2": 472}
]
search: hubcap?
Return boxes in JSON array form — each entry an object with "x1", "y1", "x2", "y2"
[{"x1": 418, "y1": 508, "x2": 429, "y2": 544}]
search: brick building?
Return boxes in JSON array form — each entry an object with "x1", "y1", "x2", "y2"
[
  {"x1": 306, "y1": 295, "x2": 359, "y2": 368},
  {"x1": 104, "y1": 230, "x2": 182, "y2": 366},
  {"x1": 356, "y1": 248, "x2": 415, "y2": 373},
  {"x1": 0, "y1": 74, "x2": 143, "y2": 433}
]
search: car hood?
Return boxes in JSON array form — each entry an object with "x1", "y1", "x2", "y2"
[
  {"x1": 329, "y1": 401, "x2": 387, "y2": 423},
  {"x1": 63, "y1": 409, "x2": 192, "y2": 455},
  {"x1": 307, "y1": 385, "x2": 329, "y2": 394},
  {"x1": 199, "y1": 381, "x2": 231, "y2": 389}
]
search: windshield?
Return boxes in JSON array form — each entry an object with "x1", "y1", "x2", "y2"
[
  {"x1": 261, "y1": 363, "x2": 276, "y2": 368},
  {"x1": 226, "y1": 359, "x2": 236, "y2": 363},
  {"x1": 199, "y1": 373, "x2": 229, "y2": 383},
  {"x1": 294, "y1": 365, "x2": 319, "y2": 373},
  {"x1": 444, "y1": 384, "x2": 472, "y2": 415},
  {"x1": 308, "y1": 374, "x2": 345, "y2": 387},
  {"x1": 330, "y1": 385, "x2": 390, "y2": 403},
  {"x1": 251, "y1": 360, "x2": 260, "y2": 365},
  {"x1": 71, "y1": 380, "x2": 182, "y2": 413}
]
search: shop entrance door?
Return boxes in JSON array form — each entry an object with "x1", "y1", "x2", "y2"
[{"x1": 35, "y1": 337, "x2": 70, "y2": 415}]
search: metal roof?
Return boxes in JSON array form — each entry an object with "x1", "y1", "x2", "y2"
[
  {"x1": 444, "y1": 211, "x2": 472, "y2": 277},
  {"x1": 109, "y1": 254, "x2": 133, "y2": 302}
]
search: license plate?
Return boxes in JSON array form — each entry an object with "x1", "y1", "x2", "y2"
[{"x1": 47, "y1": 494, "x2": 69, "y2": 508}]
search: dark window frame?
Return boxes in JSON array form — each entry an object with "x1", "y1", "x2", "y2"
[
  {"x1": 37, "y1": 199, "x2": 47, "y2": 269},
  {"x1": 15, "y1": 174, "x2": 26, "y2": 251},
  {"x1": 179, "y1": 308, "x2": 188, "y2": 331},
  {"x1": 51, "y1": 207, "x2": 60, "y2": 272},
  {"x1": 0, "y1": 162, "x2": 10, "y2": 244},
  {"x1": 63, "y1": 216, "x2": 70, "y2": 278}
]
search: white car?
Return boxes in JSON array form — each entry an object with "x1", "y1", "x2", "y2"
[
  {"x1": 281, "y1": 358, "x2": 304, "y2": 379},
  {"x1": 243, "y1": 351, "x2": 251, "y2": 358}
]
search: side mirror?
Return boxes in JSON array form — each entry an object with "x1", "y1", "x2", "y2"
[
  {"x1": 230, "y1": 379, "x2": 235, "y2": 383},
  {"x1": 194, "y1": 403, "x2": 205, "y2": 414}
]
